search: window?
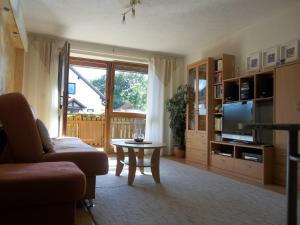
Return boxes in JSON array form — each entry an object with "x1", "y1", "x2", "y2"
[
  {"x1": 87, "y1": 109, "x2": 94, "y2": 113},
  {"x1": 68, "y1": 83, "x2": 76, "y2": 95},
  {"x1": 113, "y1": 63, "x2": 148, "y2": 114}
]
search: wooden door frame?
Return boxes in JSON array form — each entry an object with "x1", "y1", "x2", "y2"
[
  {"x1": 68, "y1": 57, "x2": 148, "y2": 152},
  {"x1": 58, "y1": 42, "x2": 70, "y2": 136}
]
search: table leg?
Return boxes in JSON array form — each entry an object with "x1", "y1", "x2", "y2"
[
  {"x1": 151, "y1": 148, "x2": 161, "y2": 183},
  {"x1": 287, "y1": 130, "x2": 298, "y2": 225},
  {"x1": 115, "y1": 146, "x2": 124, "y2": 176},
  {"x1": 128, "y1": 147, "x2": 137, "y2": 185},
  {"x1": 137, "y1": 148, "x2": 144, "y2": 174}
]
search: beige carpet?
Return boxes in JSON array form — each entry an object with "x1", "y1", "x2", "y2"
[{"x1": 90, "y1": 157, "x2": 299, "y2": 225}]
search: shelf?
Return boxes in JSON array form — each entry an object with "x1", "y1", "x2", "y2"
[
  {"x1": 214, "y1": 130, "x2": 222, "y2": 132},
  {"x1": 213, "y1": 83, "x2": 222, "y2": 86},
  {"x1": 254, "y1": 97, "x2": 273, "y2": 101},
  {"x1": 223, "y1": 100, "x2": 239, "y2": 104},
  {"x1": 214, "y1": 97, "x2": 222, "y2": 100},
  {"x1": 122, "y1": 159, "x2": 152, "y2": 167},
  {"x1": 214, "y1": 70, "x2": 222, "y2": 73},
  {"x1": 223, "y1": 77, "x2": 239, "y2": 82},
  {"x1": 213, "y1": 112, "x2": 223, "y2": 115}
]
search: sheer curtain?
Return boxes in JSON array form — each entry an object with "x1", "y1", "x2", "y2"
[
  {"x1": 22, "y1": 34, "x2": 59, "y2": 137},
  {"x1": 145, "y1": 56, "x2": 183, "y2": 155}
]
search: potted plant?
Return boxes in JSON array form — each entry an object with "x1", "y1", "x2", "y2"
[{"x1": 166, "y1": 85, "x2": 190, "y2": 158}]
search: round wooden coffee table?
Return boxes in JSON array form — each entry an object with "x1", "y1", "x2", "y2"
[{"x1": 112, "y1": 141, "x2": 166, "y2": 185}]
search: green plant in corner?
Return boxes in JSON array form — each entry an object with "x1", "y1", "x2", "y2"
[{"x1": 166, "y1": 85, "x2": 191, "y2": 154}]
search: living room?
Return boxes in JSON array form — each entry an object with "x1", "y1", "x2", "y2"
[{"x1": 0, "y1": 0, "x2": 300, "y2": 225}]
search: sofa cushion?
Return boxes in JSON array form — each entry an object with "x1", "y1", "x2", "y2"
[
  {"x1": 0, "y1": 162, "x2": 86, "y2": 206},
  {"x1": 41, "y1": 137, "x2": 108, "y2": 176},
  {"x1": 36, "y1": 119, "x2": 54, "y2": 153}
]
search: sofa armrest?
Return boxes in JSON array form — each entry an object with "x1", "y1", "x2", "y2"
[
  {"x1": 0, "y1": 162, "x2": 86, "y2": 207},
  {"x1": 41, "y1": 151, "x2": 108, "y2": 176}
]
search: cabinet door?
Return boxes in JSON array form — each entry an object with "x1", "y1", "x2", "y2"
[
  {"x1": 197, "y1": 64, "x2": 207, "y2": 131},
  {"x1": 274, "y1": 63, "x2": 300, "y2": 185},
  {"x1": 275, "y1": 63, "x2": 300, "y2": 125},
  {"x1": 187, "y1": 67, "x2": 196, "y2": 130}
]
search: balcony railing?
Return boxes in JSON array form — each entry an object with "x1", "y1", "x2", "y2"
[{"x1": 66, "y1": 114, "x2": 146, "y2": 147}]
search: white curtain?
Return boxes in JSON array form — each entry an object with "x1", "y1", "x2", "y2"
[
  {"x1": 145, "y1": 56, "x2": 184, "y2": 155},
  {"x1": 22, "y1": 34, "x2": 59, "y2": 137}
]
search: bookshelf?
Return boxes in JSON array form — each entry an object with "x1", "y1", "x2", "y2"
[{"x1": 210, "y1": 54, "x2": 235, "y2": 142}]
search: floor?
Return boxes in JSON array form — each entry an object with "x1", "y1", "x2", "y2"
[{"x1": 75, "y1": 155, "x2": 287, "y2": 225}]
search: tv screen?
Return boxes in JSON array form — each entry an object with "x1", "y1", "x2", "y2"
[{"x1": 223, "y1": 101, "x2": 253, "y2": 136}]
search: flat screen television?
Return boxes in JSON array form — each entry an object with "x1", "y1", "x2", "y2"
[{"x1": 222, "y1": 101, "x2": 254, "y2": 143}]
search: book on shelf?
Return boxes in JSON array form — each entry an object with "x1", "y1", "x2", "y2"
[
  {"x1": 214, "y1": 85, "x2": 223, "y2": 99},
  {"x1": 214, "y1": 73, "x2": 222, "y2": 84},
  {"x1": 214, "y1": 117, "x2": 222, "y2": 131},
  {"x1": 217, "y1": 60, "x2": 223, "y2": 71},
  {"x1": 214, "y1": 59, "x2": 223, "y2": 71}
]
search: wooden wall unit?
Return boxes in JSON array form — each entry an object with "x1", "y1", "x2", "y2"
[
  {"x1": 186, "y1": 54, "x2": 235, "y2": 166},
  {"x1": 186, "y1": 54, "x2": 299, "y2": 187},
  {"x1": 274, "y1": 61, "x2": 300, "y2": 187},
  {"x1": 211, "y1": 54, "x2": 235, "y2": 142}
]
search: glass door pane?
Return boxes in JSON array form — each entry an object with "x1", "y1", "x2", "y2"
[
  {"x1": 113, "y1": 68, "x2": 148, "y2": 114},
  {"x1": 110, "y1": 62, "x2": 148, "y2": 141},
  {"x1": 66, "y1": 64, "x2": 107, "y2": 149},
  {"x1": 188, "y1": 68, "x2": 196, "y2": 130},
  {"x1": 198, "y1": 64, "x2": 207, "y2": 131}
]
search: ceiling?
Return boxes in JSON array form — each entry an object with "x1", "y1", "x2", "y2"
[{"x1": 22, "y1": 0, "x2": 299, "y2": 55}]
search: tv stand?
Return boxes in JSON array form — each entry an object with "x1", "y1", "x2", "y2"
[
  {"x1": 210, "y1": 140, "x2": 273, "y2": 184},
  {"x1": 228, "y1": 140, "x2": 252, "y2": 145}
]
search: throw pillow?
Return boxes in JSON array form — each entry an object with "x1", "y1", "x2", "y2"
[{"x1": 36, "y1": 119, "x2": 54, "y2": 153}]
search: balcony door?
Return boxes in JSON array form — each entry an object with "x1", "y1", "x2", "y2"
[{"x1": 63, "y1": 57, "x2": 148, "y2": 152}]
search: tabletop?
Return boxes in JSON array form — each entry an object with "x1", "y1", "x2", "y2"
[{"x1": 112, "y1": 140, "x2": 166, "y2": 149}]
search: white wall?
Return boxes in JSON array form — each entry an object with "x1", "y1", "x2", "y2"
[
  {"x1": 0, "y1": 9, "x2": 16, "y2": 94},
  {"x1": 186, "y1": 4, "x2": 300, "y2": 76}
]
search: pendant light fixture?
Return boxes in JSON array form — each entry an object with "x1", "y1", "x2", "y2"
[{"x1": 122, "y1": 0, "x2": 141, "y2": 23}]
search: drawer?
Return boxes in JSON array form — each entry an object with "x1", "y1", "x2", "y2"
[
  {"x1": 211, "y1": 155, "x2": 234, "y2": 171},
  {"x1": 234, "y1": 159, "x2": 263, "y2": 180}
]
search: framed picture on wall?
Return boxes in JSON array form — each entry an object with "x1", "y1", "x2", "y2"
[
  {"x1": 281, "y1": 40, "x2": 299, "y2": 63},
  {"x1": 246, "y1": 51, "x2": 261, "y2": 72},
  {"x1": 262, "y1": 46, "x2": 280, "y2": 68}
]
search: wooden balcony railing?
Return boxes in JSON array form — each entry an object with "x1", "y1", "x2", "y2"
[{"x1": 66, "y1": 114, "x2": 146, "y2": 147}]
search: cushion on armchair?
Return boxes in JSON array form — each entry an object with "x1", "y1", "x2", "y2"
[
  {"x1": 36, "y1": 118, "x2": 54, "y2": 153},
  {"x1": 0, "y1": 93, "x2": 44, "y2": 163}
]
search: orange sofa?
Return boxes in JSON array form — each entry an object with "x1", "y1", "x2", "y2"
[{"x1": 0, "y1": 93, "x2": 109, "y2": 225}]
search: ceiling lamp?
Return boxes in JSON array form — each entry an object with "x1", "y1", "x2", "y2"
[{"x1": 122, "y1": 0, "x2": 141, "y2": 23}]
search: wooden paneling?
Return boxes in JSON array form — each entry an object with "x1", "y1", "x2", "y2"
[{"x1": 0, "y1": 0, "x2": 28, "y2": 50}]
